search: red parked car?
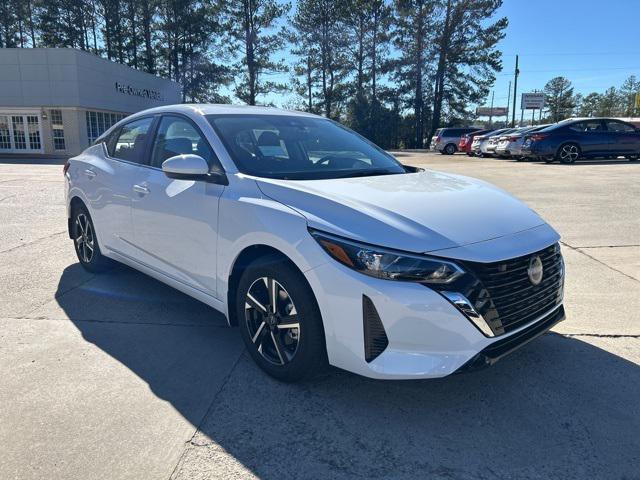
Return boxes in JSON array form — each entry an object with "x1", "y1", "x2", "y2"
[{"x1": 459, "y1": 129, "x2": 494, "y2": 156}]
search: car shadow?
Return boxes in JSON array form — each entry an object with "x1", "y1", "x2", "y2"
[{"x1": 55, "y1": 263, "x2": 640, "y2": 479}]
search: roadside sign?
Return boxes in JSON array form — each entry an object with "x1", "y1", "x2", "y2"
[
  {"x1": 476, "y1": 106, "x2": 508, "y2": 116},
  {"x1": 635, "y1": 92, "x2": 640, "y2": 109},
  {"x1": 521, "y1": 92, "x2": 545, "y2": 110}
]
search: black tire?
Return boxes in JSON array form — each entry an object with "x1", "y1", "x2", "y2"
[
  {"x1": 71, "y1": 204, "x2": 113, "y2": 273},
  {"x1": 236, "y1": 255, "x2": 327, "y2": 382},
  {"x1": 626, "y1": 154, "x2": 639, "y2": 161},
  {"x1": 442, "y1": 143, "x2": 456, "y2": 155},
  {"x1": 556, "y1": 142, "x2": 581, "y2": 164}
]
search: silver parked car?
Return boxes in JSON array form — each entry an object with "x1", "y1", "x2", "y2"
[
  {"x1": 430, "y1": 127, "x2": 479, "y2": 155},
  {"x1": 471, "y1": 128, "x2": 510, "y2": 156},
  {"x1": 495, "y1": 126, "x2": 551, "y2": 159}
]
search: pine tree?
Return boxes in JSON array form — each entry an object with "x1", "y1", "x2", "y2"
[
  {"x1": 393, "y1": 0, "x2": 437, "y2": 148},
  {"x1": 429, "y1": 0, "x2": 507, "y2": 142},
  {"x1": 544, "y1": 77, "x2": 576, "y2": 122},
  {"x1": 290, "y1": 0, "x2": 350, "y2": 119},
  {"x1": 619, "y1": 75, "x2": 640, "y2": 116},
  {"x1": 225, "y1": 0, "x2": 290, "y2": 105}
]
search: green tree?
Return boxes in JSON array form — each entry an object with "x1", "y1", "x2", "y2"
[
  {"x1": 430, "y1": 0, "x2": 507, "y2": 142},
  {"x1": 290, "y1": 0, "x2": 350, "y2": 119},
  {"x1": 578, "y1": 92, "x2": 601, "y2": 117},
  {"x1": 544, "y1": 76, "x2": 576, "y2": 122},
  {"x1": 596, "y1": 87, "x2": 622, "y2": 117},
  {"x1": 619, "y1": 75, "x2": 640, "y2": 116},
  {"x1": 393, "y1": 0, "x2": 437, "y2": 148},
  {"x1": 225, "y1": 0, "x2": 290, "y2": 105}
]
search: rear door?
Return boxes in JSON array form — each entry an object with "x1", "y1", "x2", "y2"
[
  {"x1": 88, "y1": 116, "x2": 154, "y2": 256},
  {"x1": 604, "y1": 120, "x2": 638, "y2": 154},
  {"x1": 130, "y1": 114, "x2": 225, "y2": 296}
]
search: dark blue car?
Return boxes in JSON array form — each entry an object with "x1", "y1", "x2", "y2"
[{"x1": 521, "y1": 118, "x2": 640, "y2": 163}]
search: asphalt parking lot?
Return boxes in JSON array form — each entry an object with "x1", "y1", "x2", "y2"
[{"x1": 1, "y1": 153, "x2": 639, "y2": 480}]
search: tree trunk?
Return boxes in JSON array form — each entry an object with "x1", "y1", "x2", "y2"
[
  {"x1": 27, "y1": 0, "x2": 36, "y2": 47},
  {"x1": 243, "y1": 0, "x2": 256, "y2": 105},
  {"x1": 430, "y1": 0, "x2": 452, "y2": 143},
  {"x1": 142, "y1": 2, "x2": 153, "y2": 73}
]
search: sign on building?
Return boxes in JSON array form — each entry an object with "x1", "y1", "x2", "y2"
[
  {"x1": 476, "y1": 106, "x2": 508, "y2": 117},
  {"x1": 521, "y1": 93, "x2": 545, "y2": 110}
]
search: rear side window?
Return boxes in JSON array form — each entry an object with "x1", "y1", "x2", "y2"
[
  {"x1": 606, "y1": 121, "x2": 635, "y2": 132},
  {"x1": 109, "y1": 117, "x2": 154, "y2": 163},
  {"x1": 150, "y1": 115, "x2": 222, "y2": 171}
]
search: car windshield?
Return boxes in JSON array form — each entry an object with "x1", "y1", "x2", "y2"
[{"x1": 207, "y1": 114, "x2": 406, "y2": 180}]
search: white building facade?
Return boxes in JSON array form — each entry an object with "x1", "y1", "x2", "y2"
[{"x1": 0, "y1": 48, "x2": 181, "y2": 157}]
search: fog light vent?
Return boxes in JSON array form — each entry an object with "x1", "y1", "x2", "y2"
[{"x1": 363, "y1": 295, "x2": 389, "y2": 363}]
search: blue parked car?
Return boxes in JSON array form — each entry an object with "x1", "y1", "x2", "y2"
[{"x1": 521, "y1": 118, "x2": 640, "y2": 163}]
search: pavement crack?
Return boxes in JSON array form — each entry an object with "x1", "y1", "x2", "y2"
[
  {"x1": 572, "y1": 244, "x2": 640, "y2": 249},
  {"x1": 0, "y1": 194, "x2": 16, "y2": 203},
  {"x1": 561, "y1": 241, "x2": 639, "y2": 283},
  {"x1": 7, "y1": 316, "x2": 230, "y2": 328},
  {"x1": 168, "y1": 349, "x2": 245, "y2": 480}
]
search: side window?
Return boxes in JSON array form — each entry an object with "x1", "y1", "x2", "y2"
[
  {"x1": 606, "y1": 121, "x2": 634, "y2": 133},
  {"x1": 150, "y1": 116, "x2": 221, "y2": 171},
  {"x1": 110, "y1": 117, "x2": 153, "y2": 163},
  {"x1": 568, "y1": 121, "x2": 603, "y2": 132}
]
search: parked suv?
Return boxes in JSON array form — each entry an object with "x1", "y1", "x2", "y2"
[
  {"x1": 65, "y1": 104, "x2": 565, "y2": 382},
  {"x1": 431, "y1": 127, "x2": 479, "y2": 155},
  {"x1": 521, "y1": 118, "x2": 640, "y2": 163}
]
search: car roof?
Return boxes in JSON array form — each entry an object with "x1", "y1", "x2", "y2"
[{"x1": 124, "y1": 103, "x2": 321, "y2": 121}]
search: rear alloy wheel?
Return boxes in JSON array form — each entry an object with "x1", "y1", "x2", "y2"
[
  {"x1": 557, "y1": 143, "x2": 580, "y2": 164},
  {"x1": 237, "y1": 256, "x2": 327, "y2": 382},
  {"x1": 72, "y1": 205, "x2": 113, "y2": 272},
  {"x1": 443, "y1": 143, "x2": 456, "y2": 155}
]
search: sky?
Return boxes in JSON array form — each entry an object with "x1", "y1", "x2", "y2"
[
  {"x1": 263, "y1": 0, "x2": 640, "y2": 113},
  {"x1": 489, "y1": 0, "x2": 640, "y2": 115}
]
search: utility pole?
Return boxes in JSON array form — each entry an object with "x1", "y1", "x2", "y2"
[
  {"x1": 506, "y1": 81, "x2": 511, "y2": 126},
  {"x1": 489, "y1": 90, "x2": 495, "y2": 124},
  {"x1": 511, "y1": 55, "x2": 519, "y2": 127}
]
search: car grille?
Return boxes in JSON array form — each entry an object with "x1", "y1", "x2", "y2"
[{"x1": 431, "y1": 243, "x2": 564, "y2": 336}]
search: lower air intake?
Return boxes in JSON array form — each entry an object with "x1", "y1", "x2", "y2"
[{"x1": 363, "y1": 295, "x2": 389, "y2": 363}]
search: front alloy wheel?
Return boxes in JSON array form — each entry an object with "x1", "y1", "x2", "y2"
[
  {"x1": 558, "y1": 143, "x2": 580, "y2": 164},
  {"x1": 236, "y1": 255, "x2": 327, "y2": 382},
  {"x1": 245, "y1": 277, "x2": 300, "y2": 366}
]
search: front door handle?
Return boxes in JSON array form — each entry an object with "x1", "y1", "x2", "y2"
[
  {"x1": 133, "y1": 184, "x2": 150, "y2": 195},
  {"x1": 84, "y1": 169, "x2": 96, "y2": 179}
]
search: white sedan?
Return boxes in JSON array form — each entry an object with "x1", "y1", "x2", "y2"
[{"x1": 65, "y1": 105, "x2": 565, "y2": 381}]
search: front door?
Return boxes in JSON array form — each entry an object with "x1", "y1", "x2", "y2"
[
  {"x1": 604, "y1": 120, "x2": 638, "y2": 154},
  {"x1": 131, "y1": 114, "x2": 225, "y2": 297},
  {"x1": 0, "y1": 113, "x2": 43, "y2": 153}
]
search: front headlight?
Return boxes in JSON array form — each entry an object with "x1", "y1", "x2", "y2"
[{"x1": 309, "y1": 229, "x2": 464, "y2": 284}]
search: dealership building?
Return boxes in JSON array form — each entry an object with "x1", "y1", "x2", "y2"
[{"x1": 0, "y1": 48, "x2": 181, "y2": 157}]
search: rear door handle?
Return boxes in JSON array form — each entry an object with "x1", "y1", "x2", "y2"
[
  {"x1": 133, "y1": 184, "x2": 150, "y2": 195},
  {"x1": 84, "y1": 169, "x2": 96, "y2": 179}
]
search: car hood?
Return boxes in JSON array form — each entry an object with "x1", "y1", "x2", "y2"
[{"x1": 255, "y1": 171, "x2": 549, "y2": 254}]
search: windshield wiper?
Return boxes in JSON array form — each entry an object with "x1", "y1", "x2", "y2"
[{"x1": 331, "y1": 168, "x2": 401, "y2": 179}]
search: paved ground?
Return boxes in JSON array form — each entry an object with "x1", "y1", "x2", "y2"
[{"x1": 1, "y1": 153, "x2": 638, "y2": 480}]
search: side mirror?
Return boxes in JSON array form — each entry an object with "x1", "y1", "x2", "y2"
[{"x1": 161, "y1": 154, "x2": 228, "y2": 185}]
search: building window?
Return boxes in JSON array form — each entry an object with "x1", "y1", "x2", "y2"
[
  {"x1": 86, "y1": 110, "x2": 126, "y2": 144},
  {"x1": 50, "y1": 109, "x2": 66, "y2": 150},
  {"x1": 27, "y1": 115, "x2": 41, "y2": 150},
  {"x1": 11, "y1": 116, "x2": 27, "y2": 149},
  {"x1": 0, "y1": 116, "x2": 10, "y2": 149}
]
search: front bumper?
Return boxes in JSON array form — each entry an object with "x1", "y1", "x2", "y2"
[{"x1": 304, "y1": 237, "x2": 564, "y2": 380}]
